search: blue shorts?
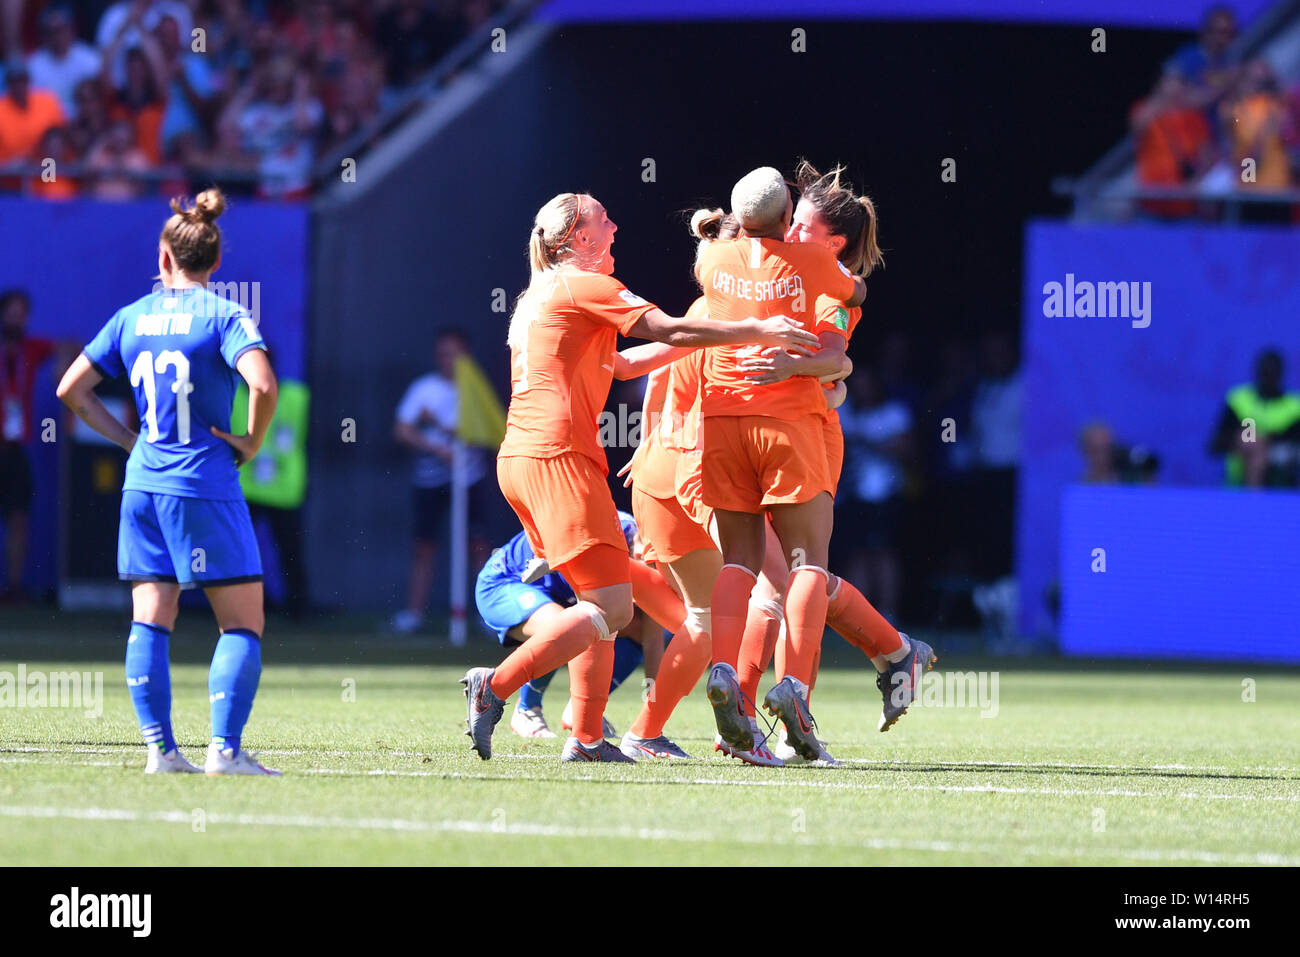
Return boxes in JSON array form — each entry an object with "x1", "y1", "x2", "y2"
[
  {"x1": 118, "y1": 490, "x2": 263, "y2": 590},
  {"x1": 475, "y1": 572, "x2": 565, "y2": 645}
]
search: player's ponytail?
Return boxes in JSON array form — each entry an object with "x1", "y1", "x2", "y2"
[
  {"x1": 526, "y1": 193, "x2": 584, "y2": 276},
  {"x1": 690, "y1": 207, "x2": 725, "y2": 241},
  {"x1": 511, "y1": 193, "x2": 587, "y2": 348},
  {"x1": 161, "y1": 187, "x2": 226, "y2": 274},
  {"x1": 847, "y1": 193, "x2": 884, "y2": 278},
  {"x1": 688, "y1": 207, "x2": 739, "y2": 284},
  {"x1": 793, "y1": 160, "x2": 884, "y2": 277}
]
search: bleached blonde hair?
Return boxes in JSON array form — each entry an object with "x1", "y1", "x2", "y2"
[{"x1": 730, "y1": 167, "x2": 788, "y2": 231}]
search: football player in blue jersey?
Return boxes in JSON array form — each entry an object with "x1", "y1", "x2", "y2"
[
  {"x1": 476, "y1": 512, "x2": 666, "y2": 740},
  {"x1": 57, "y1": 189, "x2": 282, "y2": 776}
]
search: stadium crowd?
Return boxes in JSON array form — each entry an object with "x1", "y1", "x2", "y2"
[
  {"x1": 1131, "y1": 4, "x2": 1300, "y2": 220},
  {"x1": 0, "y1": 0, "x2": 505, "y2": 198}
]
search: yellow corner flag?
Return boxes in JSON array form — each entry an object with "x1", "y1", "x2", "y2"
[{"x1": 455, "y1": 353, "x2": 506, "y2": 448}]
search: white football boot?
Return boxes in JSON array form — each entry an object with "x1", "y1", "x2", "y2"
[
  {"x1": 204, "y1": 742, "x2": 283, "y2": 776},
  {"x1": 713, "y1": 716, "x2": 784, "y2": 767},
  {"x1": 144, "y1": 745, "x2": 203, "y2": 774},
  {"x1": 773, "y1": 726, "x2": 842, "y2": 767},
  {"x1": 510, "y1": 706, "x2": 557, "y2": 738}
]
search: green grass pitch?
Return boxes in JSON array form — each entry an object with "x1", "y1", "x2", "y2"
[{"x1": 2, "y1": 611, "x2": 1298, "y2": 866}]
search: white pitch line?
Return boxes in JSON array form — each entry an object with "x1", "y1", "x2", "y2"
[
  {"x1": 302, "y1": 767, "x2": 1300, "y2": 803},
  {"x1": 0, "y1": 803, "x2": 1294, "y2": 865},
  {"x1": 837, "y1": 758, "x2": 1300, "y2": 774},
  {"x1": 0, "y1": 757, "x2": 122, "y2": 768}
]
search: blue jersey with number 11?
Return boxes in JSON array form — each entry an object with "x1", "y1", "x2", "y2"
[{"x1": 83, "y1": 285, "x2": 265, "y2": 501}]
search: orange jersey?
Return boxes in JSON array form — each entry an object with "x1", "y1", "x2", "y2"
[
  {"x1": 498, "y1": 269, "x2": 655, "y2": 471},
  {"x1": 631, "y1": 299, "x2": 707, "y2": 498},
  {"x1": 815, "y1": 293, "x2": 861, "y2": 421},
  {"x1": 664, "y1": 346, "x2": 704, "y2": 454},
  {"x1": 814, "y1": 294, "x2": 862, "y2": 342},
  {"x1": 699, "y1": 237, "x2": 856, "y2": 420},
  {"x1": 668, "y1": 351, "x2": 710, "y2": 530}
]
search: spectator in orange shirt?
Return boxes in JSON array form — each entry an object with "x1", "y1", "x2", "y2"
[
  {"x1": 0, "y1": 59, "x2": 66, "y2": 165},
  {"x1": 1130, "y1": 71, "x2": 1215, "y2": 219},
  {"x1": 1223, "y1": 60, "x2": 1291, "y2": 191}
]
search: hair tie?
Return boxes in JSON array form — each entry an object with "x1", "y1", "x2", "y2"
[{"x1": 558, "y1": 196, "x2": 583, "y2": 247}]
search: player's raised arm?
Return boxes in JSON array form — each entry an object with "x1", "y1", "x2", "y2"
[{"x1": 56, "y1": 353, "x2": 138, "y2": 453}]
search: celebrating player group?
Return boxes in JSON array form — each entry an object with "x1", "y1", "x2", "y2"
[
  {"x1": 462, "y1": 162, "x2": 938, "y2": 767},
  {"x1": 52, "y1": 161, "x2": 936, "y2": 777}
]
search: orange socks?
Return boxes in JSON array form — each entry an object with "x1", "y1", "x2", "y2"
[
  {"x1": 709, "y1": 564, "x2": 757, "y2": 668},
  {"x1": 628, "y1": 609, "x2": 711, "y2": 739},
  {"x1": 826, "y1": 576, "x2": 902, "y2": 659},
  {"x1": 490, "y1": 601, "x2": 606, "y2": 699},
  {"x1": 629, "y1": 559, "x2": 687, "y2": 631},
  {"x1": 780, "y1": 566, "x2": 829, "y2": 686},
  {"x1": 808, "y1": 645, "x2": 822, "y2": 703},
  {"x1": 737, "y1": 598, "x2": 782, "y2": 716},
  {"x1": 567, "y1": 637, "x2": 616, "y2": 745}
]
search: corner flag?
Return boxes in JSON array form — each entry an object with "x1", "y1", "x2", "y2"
[{"x1": 455, "y1": 354, "x2": 506, "y2": 448}]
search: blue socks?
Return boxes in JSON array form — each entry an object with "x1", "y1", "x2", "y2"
[
  {"x1": 126, "y1": 621, "x2": 176, "y2": 753},
  {"x1": 609, "y1": 636, "x2": 644, "y2": 693},
  {"x1": 209, "y1": 628, "x2": 262, "y2": 754},
  {"x1": 518, "y1": 669, "x2": 555, "y2": 711}
]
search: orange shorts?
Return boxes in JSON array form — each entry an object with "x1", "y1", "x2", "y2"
[
  {"x1": 497, "y1": 453, "x2": 630, "y2": 587},
  {"x1": 675, "y1": 449, "x2": 714, "y2": 532},
  {"x1": 823, "y1": 412, "x2": 844, "y2": 497},
  {"x1": 632, "y1": 486, "x2": 717, "y2": 565},
  {"x1": 557, "y1": 543, "x2": 632, "y2": 593},
  {"x1": 701, "y1": 414, "x2": 832, "y2": 513}
]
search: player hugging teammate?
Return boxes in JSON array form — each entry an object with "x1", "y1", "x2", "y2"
[
  {"x1": 459, "y1": 191, "x2": 816, "y2": 762},
  {"x1": 463, "y1": 163, "x2": 938, "y2": 768}
]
